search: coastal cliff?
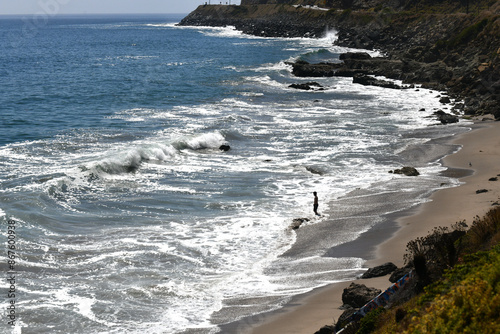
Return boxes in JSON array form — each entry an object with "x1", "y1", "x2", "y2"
[{"x1": 178, "y1": 0, "x2": 500, "y2": 118}]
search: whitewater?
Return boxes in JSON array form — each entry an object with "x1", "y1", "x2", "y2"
[{"x1": 0, "y1": 14, "x2": 468, "y2": 333}]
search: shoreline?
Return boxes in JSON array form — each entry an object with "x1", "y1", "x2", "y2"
[{"x1": 219, "y1": 119, "x2": 500, "y2": 334}]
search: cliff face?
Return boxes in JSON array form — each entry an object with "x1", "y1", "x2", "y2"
[
  {"x1": 178, "y1": 1, "x2": 500, "y2": 118},
  {"x1": 178, "y1": 4, "x2": 329, "y2": 37}
]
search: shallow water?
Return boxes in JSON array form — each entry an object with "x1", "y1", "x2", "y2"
[{"x1": 0, "y1": 14, "x2": 468, "y2": 333}]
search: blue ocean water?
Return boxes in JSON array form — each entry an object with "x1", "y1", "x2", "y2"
[{"x1": 0, "y1": 13, "x2": 467, "y2": 334}]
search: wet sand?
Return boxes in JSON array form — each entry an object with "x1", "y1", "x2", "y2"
[{"x1": 245, "y1": 120, "x2": 500, "y2": 334}]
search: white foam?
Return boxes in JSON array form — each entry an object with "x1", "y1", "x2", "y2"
[
  {"x1": 0, "y1": 23, "x2": 472, "y2": 334},
  {"x1": 145, "y1": 22, "x2": 178, "y2": 28}
]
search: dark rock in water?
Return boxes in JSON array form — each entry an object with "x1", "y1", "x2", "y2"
[
  {"x1": 391, "y1": 167, "x2": 420, "y2": 176},
  {"x1": 314, "y1": 325, "x2": 336, "y2": 334},
  {"x1": 219, "y1": 145, "x2": 231, "y2": 151},
  {"x1": 289, "y1": 82, "x2": 323, "y2": 90},
  {"x1": 339, "y1": 52, "x2": 372, "y2": 60},
  {"x1": 389, "y1": 266, "x2": 413, "y2": 283},
  {"x1": 361, "y1": 262, "x2": 398, "y2": 279},
  {"x1": 342, "y1": 283, "x2": 381, "y2": 308},
  {"x1": 434, "y1": 110, "x2": 459, "y2": 124},
  {"x1": 439, "y1": 96, "x2": 451, "y2": 103},
  {"x1": 476, "y1": 189, "x2": 489, "y2": 194},
  {"x1": 290, "y1": 217, "x2": 310, "y2": 230},
  {"x1": 353, "y1": 74, "x2": 401, "y2": 89},
  {"x1": 287, "y1": 60, "x2": 339, "y2": 77}
]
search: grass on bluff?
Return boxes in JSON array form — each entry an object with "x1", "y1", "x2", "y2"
[{"x1": 367, "y1": 206, "x2": 500, "y2": 333}]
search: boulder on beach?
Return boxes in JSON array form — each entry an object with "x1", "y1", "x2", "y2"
[
  {"x1": 342, "y1": 283, "x2": 382, "y2": 308},
  {"x1": 361, "y1": 262, "x2": 398, "y2": 279}
]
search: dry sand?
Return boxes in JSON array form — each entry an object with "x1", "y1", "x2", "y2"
[{"x1": 249, "y1": 120, "x2": 500, "y2": 334}]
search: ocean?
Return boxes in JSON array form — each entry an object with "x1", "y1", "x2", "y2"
[{"x1": 0, "y1": 13, "x2": 468, "y2": 334}]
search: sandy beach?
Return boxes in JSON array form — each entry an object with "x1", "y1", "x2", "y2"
[{"x1": 246, "y1": 119, "x2": 500, "y2": 334}]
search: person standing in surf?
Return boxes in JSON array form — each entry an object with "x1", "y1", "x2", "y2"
[{"x1": 313, "y1": 191, "x2": 320, "y2": 216}]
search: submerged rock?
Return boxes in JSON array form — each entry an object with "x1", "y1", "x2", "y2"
[
  {"x1": 305, "y1": 166, "x2": 326, "y2": 175},
  {"x1": 290, "y1": 217, "x2": 310, "y2": 230}
]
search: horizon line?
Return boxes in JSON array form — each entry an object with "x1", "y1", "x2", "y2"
[{"x1": 0, "y1": 12, "x2": 189, "y2": 17}]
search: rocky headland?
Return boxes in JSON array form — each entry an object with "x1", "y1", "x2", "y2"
[{"x1": 179, "y1": 0, "x2": 500, "y2": 119}]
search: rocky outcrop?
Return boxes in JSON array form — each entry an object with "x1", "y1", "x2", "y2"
[
  {"x1": 434, "y1": 110, "x2": 459, "y2": 124},
  {"x1": 333, "y1": 8, "x2": 500, "y2": 117},
  {"x1": 389, "y1": 266, "x2": 413, "y2": 283},
  {"x1": 288, "y1": 60, "x2": 338, "y2": 77},
  {"x1": 179, "y1": 2, "x2": 500, "y2": 118},
  {"x1": 290, "y1": 217, "x2": 310, "y2": 229},
  {"x1": 178, "y1": 4, "x2": 326, "y2": 38}
]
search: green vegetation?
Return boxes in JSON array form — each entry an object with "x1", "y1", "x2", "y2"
[
  {"x1": 357, "y1": 307, "x2": 386, "y2": 334},
  {"x1": 360, "y1": 207, "x2": 500, "y2": 333}
]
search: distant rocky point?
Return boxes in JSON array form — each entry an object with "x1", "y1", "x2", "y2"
[{"x1": 179, "y1": 0, "x2": 500, "y2": 119}]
